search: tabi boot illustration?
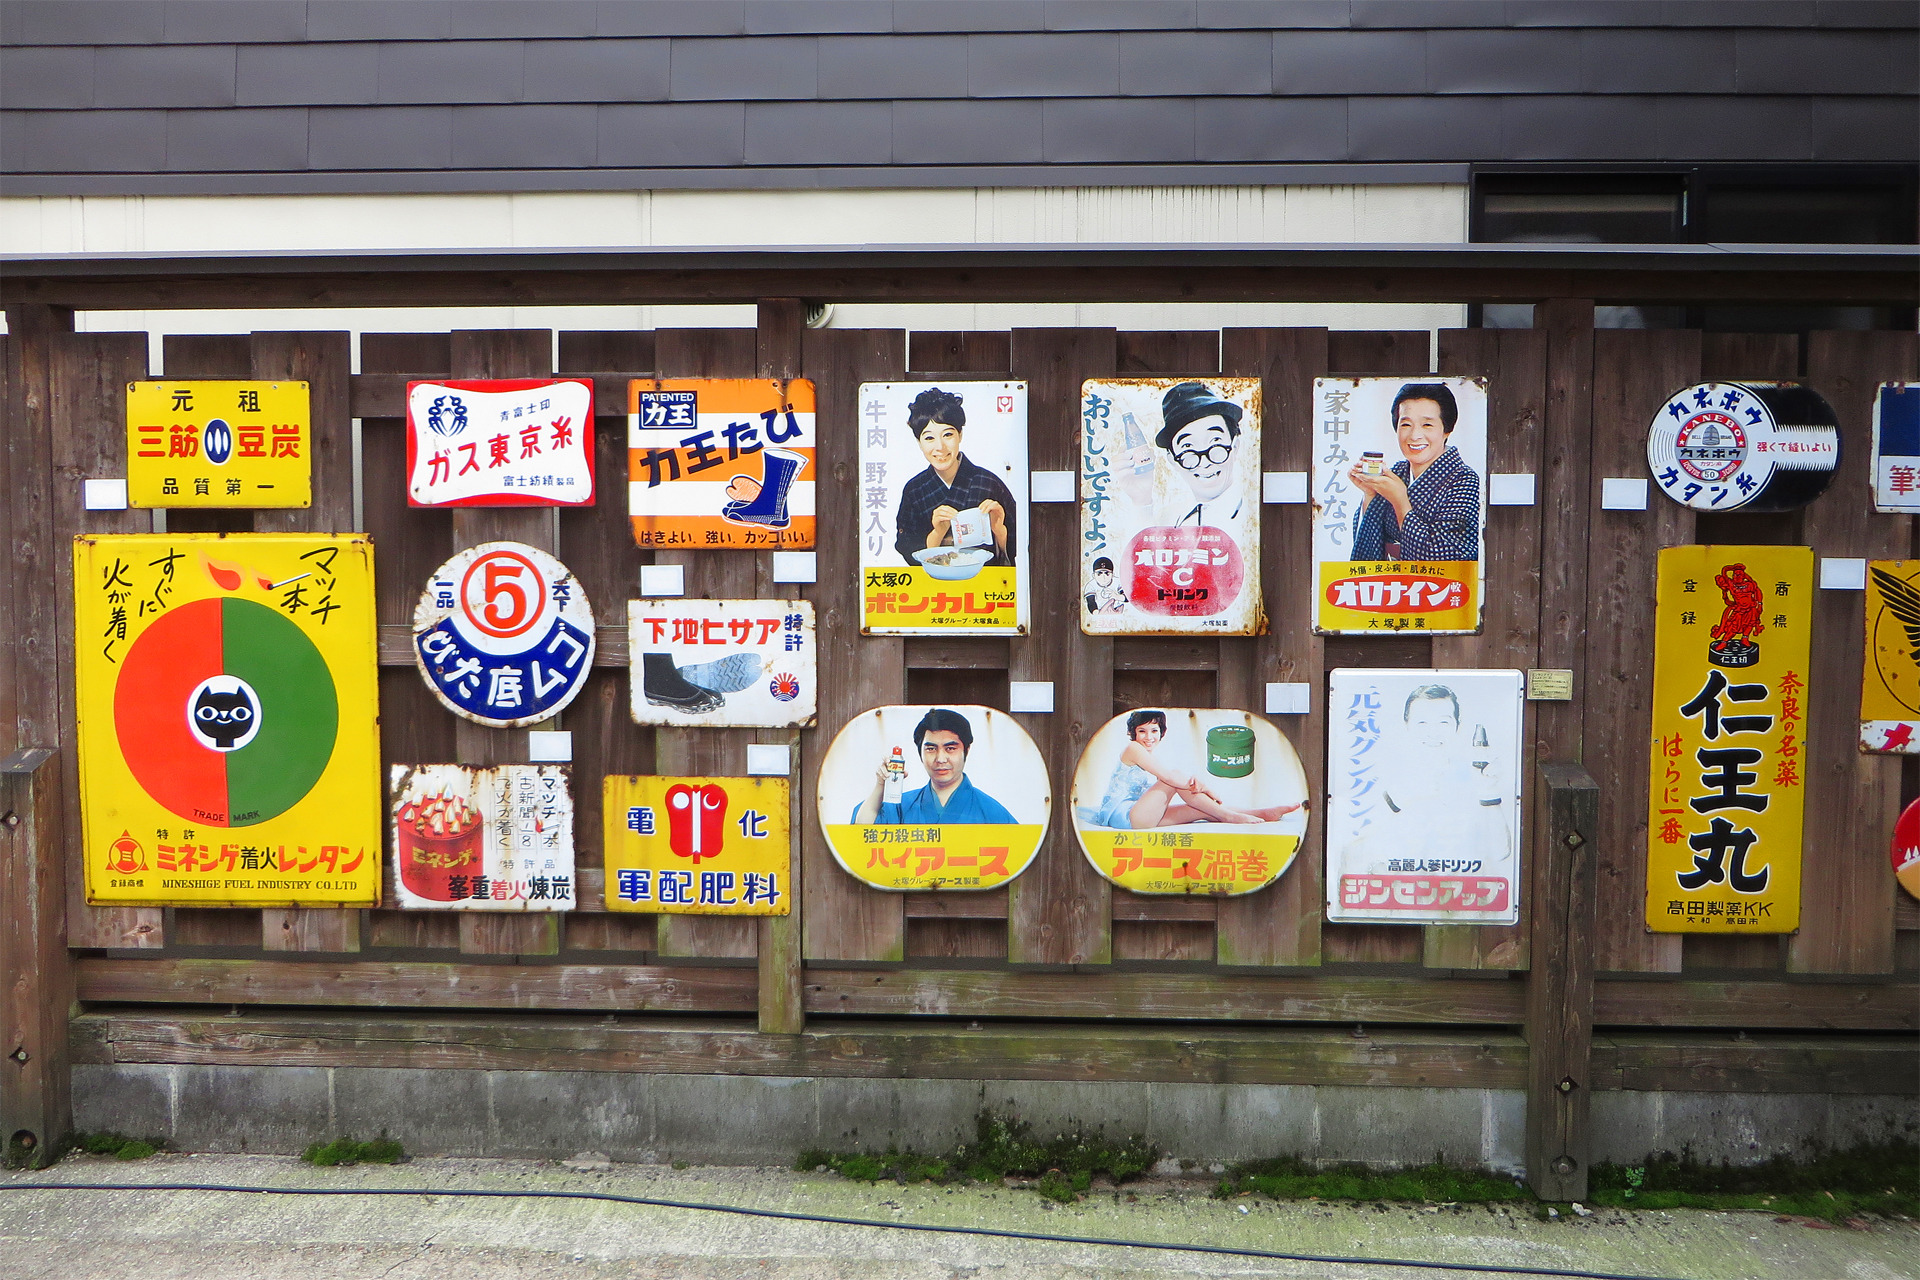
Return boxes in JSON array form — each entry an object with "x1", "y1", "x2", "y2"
[
  {"x1": 640, "y1": 652, "x2": 724, "y2": 713},
  {"x1": 721, "y1": 447, "x2": 806, "y2": 529},
  {"x1": 678, "y1": 652, "x2": 763, "y2": 694}
]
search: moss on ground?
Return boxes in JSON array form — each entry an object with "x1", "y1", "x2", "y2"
[
  {"x1": 301, "y1": 1137, "x2": 406, "y2": 1167},
  {"x1": 801, "y1": 1119, "x2": 1917, "y2": 1222},
  {"x1": 1588, "y1": 1140, "x2": 1919, "y2": 1224},
  {"x1": 1216, "y1": 1155, "x2": 1531, "y2": 1206},
  {"x1": 72, "y1": 1132, "x2": 163, "y2": 1161},
  {"x1": 797, "y1": 1112, "x2": 1156, "y2": 1204}
]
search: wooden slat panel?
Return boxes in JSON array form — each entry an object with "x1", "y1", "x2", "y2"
[
  {"x1": 1593, "y1": 979, "x2": 1917, "y2": 1031},
  {"x1": 444, "y1": 330, "x2": 563, "y2": 959},
  {"x1": 351, "y1": 371, "x2": 641, "y2": 420},
  {"x1": 1591, "y1": 1032, "x2": 1919, "y2": 1095},
  {"x1": 801, "y1": 327, "x2": 909, "y2": 961},
  {"x1": 806, "y1": 968, "x2": 1523, "y2": 1024},
  {"x1": 1218, "y1": 328, "x2": 1329, "y2": 966},
  {"x1": 1115, "y1": 330, "x2": 1219, "y2": 375},
  {"x1": 70, "y1": 1011, "x2": 1533, "y2": 1088},
  {"x1": 76, "y1": 957, "x2": 757, "y2": 1013},
  {"x1": 645, "y1": 329, "x2": 762, "y2": 961},
  {"x1": 553, "y1": 331, "x2": 659, "y2": 962},
  {"x1": 1790, "y1": 331, "x2": 1919, "y2": 975},
  {"x1": 250, "y1": 330, "x2": 364, "y2": 954},
  {"x1": 1105, "y1": 323, "x2": 1231, "y2": 974},
  {"x1": 1008, "y1": 327, "x2": 1117, "y2": 965},
  {"x1": 1111, "y1": 636, "x2": 1219, "y2": 670},
  {"x1": 905, "y1": 918, "x2": 1008, "y2": 960},
  {"x1": 1588, "y1": 329, "x2": 1699, "y2": 975},
  {"x1": 1428, "y1": 327, "x2": 1549, "y2": 972},
  {"x1": 907, "y1": 331, "x2": 1011, "y2": 374},
  {"x1": 1321, "y1": 330, "x2": 1433, "y2": 968},
  {"x1": 904, "y1": 889, "x2": 1009, "y2": 919},
  {"x1": 20, "y1": 317, "x2": 163, "y2": 949},
  {"x1": 1112, "y1": 920, "x2": 1216, "y2": 961},
  {"x1": 1685, "y1": 333, "x2": 1802, "y2": 975},
  {"x1": 0, "y1": 336, "x2": 14, "y2": 759},
  {"x1": 903, "y1": 637, "x2": 1010, "y2": 669}
]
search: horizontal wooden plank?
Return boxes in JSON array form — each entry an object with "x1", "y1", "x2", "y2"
[
  {"x1": 73, "y1": 1012, "x2": 1901, "y2": 1095},
  {"x1": 903, "y1": 890, "x2": 1008, "y2": 919},
  {"x1": 1113, "y1": 893, "x2": 1219, "y2": 923},
  {"x1": 1113, "y1": 637, "x2": 1219, "y2": 671},
  {"x1": 351, "y1": 372, "x2": 646, "y2": 420},
  {"x1": 903, "y1": 638, "x2": 1010, "y2": 670},
  {"x1": 804, "y1": 968, "x2": 1524, "y2": 1025},
  {"x1": 75, "y1": 958, "x2": 755, "y2": 1014},
  {"x1": 381, "y1": 623, "x2": 627, "y2": 667},
  {"x1": 1593, "y1": 979, "x2": 1918, "y2": 1031},
  {"x1": 68, "y1": 1011, "x2": 1527, "y2": 1087},
  {"x1": 1591, "y1": 1032, "x2": 1917, "y2": 1096}
]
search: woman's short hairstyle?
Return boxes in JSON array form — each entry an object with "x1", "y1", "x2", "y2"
[
  {"x1": 1126, "y1": 709, "x2": 1168, "y2": 740},
  {"x1": 1391, "y1": 382, "x2": 1459, "y2": 434},
  {"x1": 908, "y1": 387, "x2": 966, "y2": 438}
]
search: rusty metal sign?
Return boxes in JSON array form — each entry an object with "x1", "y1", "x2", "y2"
[
  {"x1": 389, "y1": 763, "x2": 575, "y2": 911},
  {"x1": 628, "y1": 599, "x2": 815, "y2": 728},
  {"x1": 1327, "y1": 668, "x2": 1525, "y2": 926},
  {"x1": 1071, "y1": 708, "x2": 1308, "y2": 896},
  {"x1": 857, "y1": 381, "x2": 1028, "y2": 636},
  {"x1": 1079, "y1": 377, "x2": 1263, "y2": 636},
  {"x1": 412, "y1": 542, "x2": 595, "y2": 728},
  {"x1": 1313, "y1": 377, "x2": 1489, "y2": 635}
]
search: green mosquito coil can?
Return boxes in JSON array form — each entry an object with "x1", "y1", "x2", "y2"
[{"x1": 1205, "y1": 724, "x2": 1255, "y2": 778}]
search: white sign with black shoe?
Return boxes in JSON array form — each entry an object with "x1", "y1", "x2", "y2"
[{"x1": 627, "y1": 599, "x2": 817, "y2": 728}]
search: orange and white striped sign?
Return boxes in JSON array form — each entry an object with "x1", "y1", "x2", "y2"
[{"x1": 627, "y1": 379, "x2": 817, "y2": 550}]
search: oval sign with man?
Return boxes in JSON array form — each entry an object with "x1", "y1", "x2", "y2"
[{"x1": 816, "y1": 704, "x2": 1050, "y2": 891}]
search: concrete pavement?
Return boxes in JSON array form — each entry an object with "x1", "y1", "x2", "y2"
[{"x1": 4, "y1": 1152, "x2": 1915, "y2": 1280}]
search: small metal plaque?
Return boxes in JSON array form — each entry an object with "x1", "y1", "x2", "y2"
[{"x1": 1526, "y1": 669, "x2": 1574, "y2": 701}]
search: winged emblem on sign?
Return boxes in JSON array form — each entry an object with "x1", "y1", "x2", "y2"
[{"x1": 1872, "y1": 565, "x2": 1920, "y2": 665}]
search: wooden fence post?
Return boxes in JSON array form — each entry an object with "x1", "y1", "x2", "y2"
[
  {"x1": 757, "y1": 299, "x2": 806, "y2": 1034},
  {"x1": 1527, "y1": 760, "x2": 1599, "y2": 1202},
  {"x1": 1, "y1": 748, "x2": 71, "y2": 1168}
]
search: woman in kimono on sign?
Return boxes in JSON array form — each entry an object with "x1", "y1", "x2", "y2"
[{"x1": 1347, "y1": 382, "x2": 1481, "y2": 562}]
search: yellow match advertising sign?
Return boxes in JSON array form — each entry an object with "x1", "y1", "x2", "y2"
[
  {"x1": 1646, "y1": 545, "x2": 1811, "y2": 935},
  {"x1": 126, "y1": 380, "x2": 312, "y2": 508},
  {"x1": 74, "y1": 534, "x2": 381, "y2": 907},
  {"x1": 602, "y1": 776, "x2": 791, "y2": 914}
]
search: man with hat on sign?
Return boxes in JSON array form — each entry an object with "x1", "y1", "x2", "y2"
[{"x1": 1154, "y1": 381, "x2": 1249, "y2": 537}]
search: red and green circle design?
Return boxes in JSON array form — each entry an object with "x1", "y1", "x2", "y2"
[{"x1": 114, "y1": 597, "x2": 338, "y2": 827}]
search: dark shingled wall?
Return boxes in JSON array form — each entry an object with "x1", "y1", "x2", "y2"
[{"x1": 1, "y1": 0, "x2": 1913, "y2": 193}]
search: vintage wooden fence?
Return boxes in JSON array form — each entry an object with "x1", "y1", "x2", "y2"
[{"x1": 3, "y1": 246, "x2": 1916, "y2": 1193}]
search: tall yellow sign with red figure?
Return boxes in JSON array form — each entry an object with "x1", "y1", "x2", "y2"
[
  {"x1": 627, "y1": 379, "x2": 816, "y2": 549},
  {"x1": 1646, "y1": 545, "x2": 1811, "y2": 934},
  {"x1": 73, "y1": 534, "x2": 381, "y2": 907}
]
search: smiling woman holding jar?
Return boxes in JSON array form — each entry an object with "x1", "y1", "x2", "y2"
[{"x1": 1347, "y1": 382, "x2": 1482, "y2": 562}]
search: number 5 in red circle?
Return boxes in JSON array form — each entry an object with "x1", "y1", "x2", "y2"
[{"x1": 460, "y1": 549, "x2": 544, "y2": 640}]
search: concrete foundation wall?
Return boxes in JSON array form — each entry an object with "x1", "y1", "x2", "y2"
[{"x1": 72, "y1": 1064, "x2": 1919, "y2": 1174}]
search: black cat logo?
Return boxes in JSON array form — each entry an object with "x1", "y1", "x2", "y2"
[{"x1": 187, "y1": 676, "x2": 261, "y2": 752}]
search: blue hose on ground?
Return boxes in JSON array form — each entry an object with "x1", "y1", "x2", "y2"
[{"x1": 0, "y1": 1180, "x2": 1695, "y2": 1280}]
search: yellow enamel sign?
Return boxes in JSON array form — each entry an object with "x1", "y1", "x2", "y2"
[
  {"x1": 74, "y1": 534, "x2": 380, "y2": 906},
  {"x1": 1646, "y1": 545, "x2": 1810, "y2": 934},
  {"x1": 815, "y1": 705, "x2": 1050, "y2": 891},
  {"x1": 126, "y1": 380, "x2": 312, "y2": 508},
  {"x1": 1071, "y1": 709, "x2": 1308, "y2": 896},
  {"x1": 1861, "y1": 560, "x2": 1920, "y2": 753},
  {"x1": 602, "y1": 776, "x2": 790, "y2": 914}
]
